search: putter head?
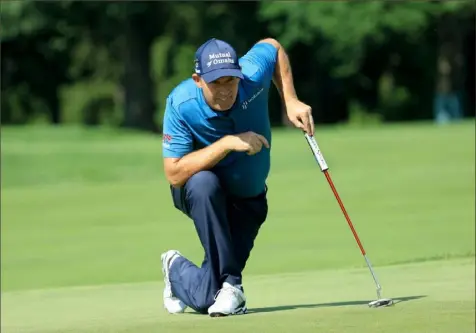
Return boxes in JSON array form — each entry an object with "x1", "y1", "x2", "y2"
[{"x1": 368, "y1": 298, "x2": 394, "y2": 308}]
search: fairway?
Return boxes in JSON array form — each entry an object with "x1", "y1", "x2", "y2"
[{"x1": 1, "y1": 121, "x2": 475, "y2": 333}]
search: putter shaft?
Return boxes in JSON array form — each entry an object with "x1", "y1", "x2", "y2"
[
  {"x1": 304, "y1": 133, "x2": 388, "y2": 302},
  {"x1": 364, "y1": 254, "x2": 382, "y2": 300}
]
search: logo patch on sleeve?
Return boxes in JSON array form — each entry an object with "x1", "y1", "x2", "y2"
[{"x1": 163, "y1": 134, "x2": 172, "y2": 148}]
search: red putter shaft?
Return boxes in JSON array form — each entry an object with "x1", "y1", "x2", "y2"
[{"x1": 323, "y1": 170, "x2": 366, "y2": 256}]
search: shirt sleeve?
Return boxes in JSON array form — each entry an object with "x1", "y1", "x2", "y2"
[
  {"x1": 239, "y1": 42, "x2": 278, "y2": 85},
  {"x1": 162, "y1": 97, "x2": 194, "y2": 158}
]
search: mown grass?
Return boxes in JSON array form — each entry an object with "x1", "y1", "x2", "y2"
[{"x1": 1, "y1": 121, "x2": 474, "y2": 332}]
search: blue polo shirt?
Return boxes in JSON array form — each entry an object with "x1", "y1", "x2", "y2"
[{"x1": 162, "y1": 42, "x2": 278, "y2": 198}]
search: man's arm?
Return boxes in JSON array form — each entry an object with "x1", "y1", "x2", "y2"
[
  {"x1": 165, "y1": 131, "x2": 270, "y2": 187},
  {"x1": 162, "y1": 98, "x2": 233, "y2": 187},
  {"x1": 164, "y1": 139, "x2": 231, "y2": 188},
  {"x1": 257, "y1": 38, "x2": 298, "y2": 103},
  {"x1": 257, "y1": 38, "x2": 315, "y2": 136}
]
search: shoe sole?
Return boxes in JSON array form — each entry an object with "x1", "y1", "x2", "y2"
[
  {"x1": 209, "y1": 302, "x2": 247, "y2": 317},
  {"x1": 162, "y1": 251, "x2": 188, "y2": 314},
  {"x1": 161, "y1": 251, "x2": 179, "y2": 281}
]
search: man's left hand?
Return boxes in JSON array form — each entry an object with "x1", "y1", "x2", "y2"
[{"x1": 285, "y1": 98, "x2": 314, "y2": 136}]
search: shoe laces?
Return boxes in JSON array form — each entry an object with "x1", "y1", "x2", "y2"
[{"x1": 213, "y1": 284, "x2": 240, "y2": 302}]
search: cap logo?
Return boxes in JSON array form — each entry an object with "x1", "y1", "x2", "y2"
[
  {"x1": 207, "y1": 58, "x2": 235, "y2": 67},
  {"x1": 209, "y1": 52, "x2": 231, "y2": 60},
  {"x1": 207, "y1": 52, "x2": 235, "y2": 67}
]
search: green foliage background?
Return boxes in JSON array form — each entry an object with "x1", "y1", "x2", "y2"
[{"x1": 2, "y1": 1, "x2": 475, "y2": 130}]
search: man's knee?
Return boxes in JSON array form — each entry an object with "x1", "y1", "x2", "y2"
[{"x1": 185, "y1": 171, "x2": 223, "y2": 201}]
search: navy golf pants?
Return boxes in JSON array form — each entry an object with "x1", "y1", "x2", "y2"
[{"x1": 168, "y1": 170, "x2": 268, "y2": 314}]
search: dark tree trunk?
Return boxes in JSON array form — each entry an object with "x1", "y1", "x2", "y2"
[
  {"x1": 121, "y1": 14, "x2": 158, "y2": 133},
  {"x1": 47, "y1": 87, "x2": 60, "y2": 124},
  {"x1": 434, "y1": 12, "x2": 465, "y2": 122}
]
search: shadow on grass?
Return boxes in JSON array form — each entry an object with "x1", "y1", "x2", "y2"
[{"x1": 246, "y1": 295, "x2": 427, "y2": 314}]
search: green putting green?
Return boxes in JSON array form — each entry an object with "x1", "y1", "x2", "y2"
[{"x1": 1, "y1": 121, "x2": 474, "y2": 332}]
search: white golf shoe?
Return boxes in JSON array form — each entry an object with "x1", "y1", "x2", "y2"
[
  {"x1": 208, "y1": 282, "x2": 247, "y2": 317},
  {"x1": 161, "y1": 250, "x2": 187, "y2": 314}
]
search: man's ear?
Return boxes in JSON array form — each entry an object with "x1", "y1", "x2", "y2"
[{"x1": 192, "y1": 73, "x2": 202, "y2": 88}]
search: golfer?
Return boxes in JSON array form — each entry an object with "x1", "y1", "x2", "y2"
[{"x1": 161, "y1": 37, "x2": 314, "y2": 317}]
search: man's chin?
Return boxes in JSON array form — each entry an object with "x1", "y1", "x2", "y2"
[{"x1": 212, "y1": 100, "x2": 235, "y2": 111}]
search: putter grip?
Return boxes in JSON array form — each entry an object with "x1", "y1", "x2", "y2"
[{"x1": 304, "y1": 133, "x2": 329, "y2": 171}]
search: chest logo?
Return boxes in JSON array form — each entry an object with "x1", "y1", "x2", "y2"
[{"x1": 241, "y1": 87, "x2": 264, "y2": 110}]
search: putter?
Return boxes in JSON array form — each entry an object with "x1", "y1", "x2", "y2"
[{"x1": 303, "y1": 132, "x2": 393, "y2": 308}]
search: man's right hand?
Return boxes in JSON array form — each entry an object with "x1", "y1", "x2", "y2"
[{"x1": 225, "y1": 131, "x2": 270, "y2": 155}]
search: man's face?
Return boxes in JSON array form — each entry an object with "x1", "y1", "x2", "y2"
[{"x1": 193, "y1": 75, "x2": 240, "y2": 111}]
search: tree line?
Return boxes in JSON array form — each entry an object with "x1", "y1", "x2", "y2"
[{"x1": 2, "y1": 1, "x2": 475, "y2": 132}]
